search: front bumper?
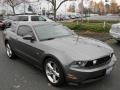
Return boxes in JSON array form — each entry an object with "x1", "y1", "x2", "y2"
[
  {"x1": 110, "y1": 30, "x2": 120, "y2": 40},
  {"x1": 66, "y1": 55, "x2": 117, "y2": 83}
]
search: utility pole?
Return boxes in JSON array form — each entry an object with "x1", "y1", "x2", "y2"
[
  {"x1": 81, "y1": 0, "x2": 84, "y2": 22},
  {"x1": 105, "y1": 0, "x2": 109, "y2": 15},
  {"x1": 23, "y1": 0, "x2": 26, "y2": 14},
  {"x1": 47, "y1": 2, "x2": 50, "y2": 16},
  {"x1": 39, "y1": 2, "x2": 41, "y2": 15}
]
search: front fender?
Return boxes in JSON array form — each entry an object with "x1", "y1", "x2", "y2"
[{"x1": 40, "y1": 50, "x2": 73, "y2": 73}]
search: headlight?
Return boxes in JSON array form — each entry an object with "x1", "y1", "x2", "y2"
[{"x1": 70, "y1": 61, "x2": 87, "y2": 68}]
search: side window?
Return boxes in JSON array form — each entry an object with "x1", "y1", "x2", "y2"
[
  {"x1": 31, "y1": 16, "x2": 46, "y2": 21},
  {"x1": 31, "y1": 16, "x2": 39, "y2": 21},
  {"x1": 17, "y1": 25, "x2": 33, "y2": 37}
]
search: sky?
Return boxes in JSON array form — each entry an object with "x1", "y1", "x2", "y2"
[
  {"x1": 0, "y1": 0, "x2": 120, "y2": 14},
  {"x1": 29, "y1": 0, "x2": 120, "y2": 4},
  {"x1": 93, "y1": 0, "x2": 120, "y2": 4},
  {"x1": 29, "y1": 0, "x2": 120, "y2": 8},
  {"x1": 38, "y1": 0, "x2": 120, "y2": 11},
  {"x1": 27, "y1": 0, "x2": 120, "y2": 14}
]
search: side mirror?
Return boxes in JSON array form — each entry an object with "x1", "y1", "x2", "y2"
[
  {"x1": 5, "y1": 22, "x2": 12, "y2": 28},
  {"x1": 23, "y1": 35, "x2": 35, "y2": 41}
]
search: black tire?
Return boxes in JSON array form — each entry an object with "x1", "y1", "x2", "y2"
[
  {"x1": 44, "y1": 58, "x2": 65, "y2": 86},
  {"x1": 5, "y1": 42, "x2": 16, "y2": 59}
]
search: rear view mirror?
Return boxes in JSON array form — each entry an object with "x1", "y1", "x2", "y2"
[{"x1": 23, "y1": 35, "x2": 35, "y2": 41}]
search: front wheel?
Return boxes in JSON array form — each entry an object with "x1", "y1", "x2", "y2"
[{"x1": 44, "y1": 58, "x2": 65, "y2": 86}]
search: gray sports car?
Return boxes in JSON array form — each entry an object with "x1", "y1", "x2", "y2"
[{"x1": 3, "y1": 22, "x2": 117, "y2": 86}]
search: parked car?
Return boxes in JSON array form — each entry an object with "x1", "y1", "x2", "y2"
[
  {"x1": 48, "y1": 15, "x2": 54, "y2": 20},
  {"x1": 0, "y1": 16, "x2": 5, "y2": 30},
  {"x1": 63, "y1": 15, "x2": 70, "y2": 20},
  {"x1": 5, "y1": 15, "x2": 54, "y2": 23},
  {"x1": 3, "y1": 15, "x2": 54, "y2": 29},
  {"x1": 69, "y1": 15, "x2": 76, "y2": 19},
  {"x1": 3, "y1": 22, "x2": 117, "y2": 86},
  {"x1": 56, "y1": 15, "x2": 64, "y2": 21},
  {"x1": 0, "y1": 20, "x2": 5, "y2": 30},
  {"x1": 110, "y1": 23, "x2": 120, "y2": 42},
  {"x1": 106, "y1": 14, "x2": 113, "y2": 16},
  {"x1": 75, "y1": 14, "x2": 81, "y2": 18}
]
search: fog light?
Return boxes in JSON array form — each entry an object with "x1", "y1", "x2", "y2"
[
  {"x1": 93, "y1": 60, "x2": 97, "y2": 64},
  {"x1": 67, "y1": 74, "x2": 77, "y2": 80}
]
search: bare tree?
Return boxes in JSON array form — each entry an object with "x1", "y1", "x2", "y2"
[
  {"x1": 67, "y1": 4, "x2": 75, "y2": 12},
  {"x1": 46, "y1": 0, "x2": 70, "y2": 21},
  {"x1": 4, "y1": 0, "x2": 23, "y2": 15}
]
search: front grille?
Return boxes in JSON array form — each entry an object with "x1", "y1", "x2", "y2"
[{"x1": 85, "y1": 55, "x2": 112, "y2": 68}]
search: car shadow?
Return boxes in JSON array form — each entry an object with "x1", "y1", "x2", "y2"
[{"x1": 14, "y1": 57, "x2": 114, "y2": 90}]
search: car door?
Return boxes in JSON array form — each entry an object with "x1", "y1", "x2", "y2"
[{"x1": 15, "y1": 25, "x2": 43, "y2": 65}]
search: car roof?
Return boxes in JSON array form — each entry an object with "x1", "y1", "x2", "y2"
[{"x1": 17, "y1": 15, "x2": 39, "y2": 16}]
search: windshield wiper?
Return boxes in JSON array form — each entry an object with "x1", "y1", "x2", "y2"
[{"x1": 40, "y1": 38, "x2": 55, "y2": 41}]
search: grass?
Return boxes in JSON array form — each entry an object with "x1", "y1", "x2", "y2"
[{"x1": 61, "y1": 21, "x2": 118, "y2": 33}]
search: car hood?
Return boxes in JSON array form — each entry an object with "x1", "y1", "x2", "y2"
[
  {"x1": 111, "y1": 23, "x2": 120, "y2": 29},
  {"x1": 41, "y1": 36, "x2": 113, "y2": 61}
]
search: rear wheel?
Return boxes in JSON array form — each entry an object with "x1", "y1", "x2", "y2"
[
  {"x1": 44, "y1": 58, "x2": 65, "y2": 86},
  {"x1": 5, "y1": 42, "x2": 16, "y2": 59}
]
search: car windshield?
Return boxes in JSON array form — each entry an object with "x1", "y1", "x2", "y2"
[{"x1": 34, "y1": 24, "x2": 72, "y2": 41}]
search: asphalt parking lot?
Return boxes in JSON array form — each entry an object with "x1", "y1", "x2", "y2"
[{"x1": 0, "y1": 31, "x2": 120, "y2": 90}]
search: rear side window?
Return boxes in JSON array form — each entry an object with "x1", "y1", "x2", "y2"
[
  {"x1": 17, "y1": 16, "x2": 28, "y2": 21},
  {"x1": 17, "y1": 25, "x2": 33, "y2": 36}
]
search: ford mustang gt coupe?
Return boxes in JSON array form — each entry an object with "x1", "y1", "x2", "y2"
[{"x1": 3, "y1": 22, "x2": 117, "y2": 86}]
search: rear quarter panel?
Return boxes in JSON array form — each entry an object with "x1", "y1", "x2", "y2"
[{"x1": 3, "y1": 29, "x2": 17, "y2": 50}]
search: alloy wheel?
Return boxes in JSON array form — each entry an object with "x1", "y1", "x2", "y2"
[{"x1": 45, "y1": 61, "x2": 60, "y2": 84}]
